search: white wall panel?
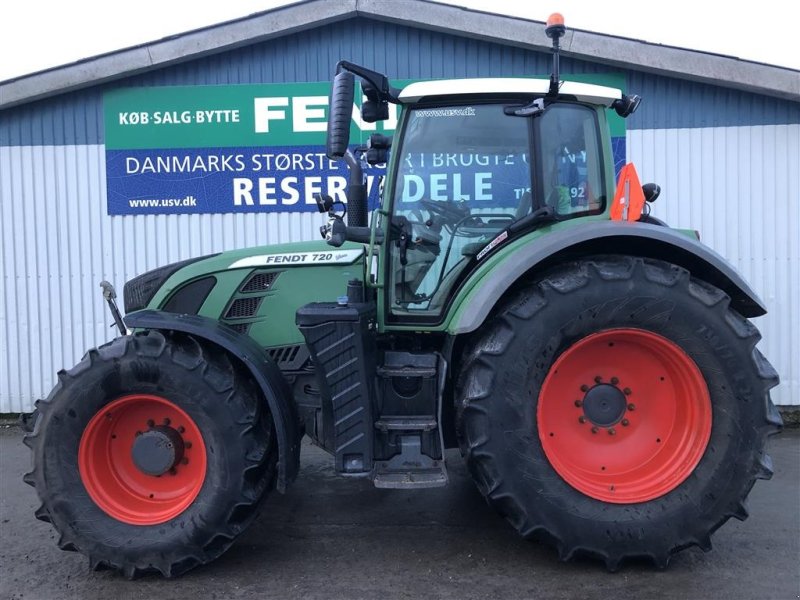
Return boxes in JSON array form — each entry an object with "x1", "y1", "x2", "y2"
[
  {"x1": 0, "y1": 144, "x2": 324, "y2": 412},
  {"x1": 629, "y1": 124, "x2": 800, "y2": 407},
  {"x1": 2, "y1": 124, "x2": 799, "y2": 410}
]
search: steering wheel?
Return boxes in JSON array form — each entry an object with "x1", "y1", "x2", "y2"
[{"x1": 419, "y1": 198, "x2": 470, "y2": 223}]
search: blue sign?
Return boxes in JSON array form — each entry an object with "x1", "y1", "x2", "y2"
[{"x1": 106, "y1": 146, "x2": 386, "y2": 215}]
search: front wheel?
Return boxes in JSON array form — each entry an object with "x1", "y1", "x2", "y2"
[
  {"x1": 456, "y1": 256, "x2": 781, "y2": 569},
  {"x1": 24, "y1": 331, "x2": 277, "y2": 578}
]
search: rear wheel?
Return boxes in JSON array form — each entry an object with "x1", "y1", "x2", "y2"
[
  {"x1": 24, "y1": 330, "x2": 276, "y2": 578},
  {"x1": 456, "y1": 256, "x2": 781, "y2": 569},
  {"x1": 538, "y1": 328, "x2": 713, "y2": 504}
]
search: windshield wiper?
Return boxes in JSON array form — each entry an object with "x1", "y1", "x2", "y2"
[{"x1": 504, "y1": 98, "x2": 546, "y2": 117}]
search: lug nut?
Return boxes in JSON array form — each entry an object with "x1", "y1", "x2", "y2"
[
  {"x1": 146, "y1": 419, "x2": 155, "y2": 427},
  {"x1": 574, "y1": 399, "x2": 583, "y2": 407},
  {"x1": 185, "y1": 442, "x2": 192, "y2": 449},
  {"x1": 580, "y1": 384, "x2": 589, "y2": 392},
  {"x1": 621, "y1": 419, "x2": 630, "y2": 427},
  {"x1": 594, "y1": 376, "x2": 602, "y2": 383},
  {"x1": 163, "y1": 417, "x2": 171, "y2": 426},
  {"x1": 627, "y1": 403, "x2": 636, "y2": 411},
  {"x1": 608, "y1": 428, "x2": 616, "y2": 436},
  {"x1": 178, "y1": 426, "x2": 185, "y2": 434},
  {"x1": 591, "y1": 426, "x2": 599, "y2": 434},
  {"x1": 578, "y1": 416, "x2": 587, "y2": 424},
  {"x1": 611, "y1": 377, "x2": 619, "y2": 385},
  {"x1": 623, "y1": 388, "x2": 632, "y2": 396},
  {"x1": 181, "y1": 458, "x2": 189, "y2": 465}
]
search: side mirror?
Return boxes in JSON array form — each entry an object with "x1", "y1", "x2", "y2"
[
  {"x1": 361, "y1": 100, "x2": 389, "y2": 123},
  {"x1": 326, "y1": 71, "x2": 355, "y2": 159},
  {"x1": 642, "y1": 183, "x2": 661, "y2": 203},
  {"x1": 612, "y1": 94, "x2": 642, "y2": 118},
  {"x1": 361, "y1": 80, "x2": 389, "y2": 122},
  {"x1": 366, "y1": 133, "x2": 392, "y2": 165}
]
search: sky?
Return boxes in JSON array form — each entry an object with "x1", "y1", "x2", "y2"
[{"x1": 0, "y1": 0, "x2": 798, "y2": 82}]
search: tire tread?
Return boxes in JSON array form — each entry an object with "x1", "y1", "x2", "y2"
[
  {"x1": 456, "y1": 255, "x2": 781, "y2": 570},
  {"x1": 24, "y1": 330, "x2": 277, "y2": 578}
]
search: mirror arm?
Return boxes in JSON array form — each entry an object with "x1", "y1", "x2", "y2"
[{"x1": 336, "y1": 61, "x2": 401, "y2": 102}]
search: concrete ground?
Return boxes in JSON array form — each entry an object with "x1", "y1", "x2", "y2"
[{"x1": 1, "y1": 425, "x2": 798, "y2": 600}]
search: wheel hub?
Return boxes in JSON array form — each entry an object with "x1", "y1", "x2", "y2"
[
  {"x1": 537, "y1": 328, "x2": 712, "y2": 503},
  {"x1": 78, "y1": 394, "x2": 207, "y2": 525},
  {"x1": 131, "y1": 426, "x2": 185, "y2": 476},
  {"x1": 582, "y1": 384, "x2": 626, "y2": 427}
]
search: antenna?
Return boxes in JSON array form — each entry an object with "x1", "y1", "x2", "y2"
[{"x1": 545, "y1": 13, "x2": 566, "y2": 97}]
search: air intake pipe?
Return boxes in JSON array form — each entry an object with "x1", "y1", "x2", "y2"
[{"x1": 344, "y1": 148, "x2": 368, "y2": 228}]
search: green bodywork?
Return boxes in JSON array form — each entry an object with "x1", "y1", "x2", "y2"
[
  {"x1": 139, "y1": 98, "x2": 700, "y2": 349},
  {"x1": 370, "y1": 102, "x2": 619, "y2": 332},
  {"x1": 147, "y1": 241, "x2": 366, "y2": 347}
]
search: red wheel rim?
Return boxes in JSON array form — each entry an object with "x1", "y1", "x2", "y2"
[
  {"x1": 537, "y1": 329, "x2": 711, "y2": 503},
  {"x1": 78, "y1": 394, "x2": 207, "y2": 525}
]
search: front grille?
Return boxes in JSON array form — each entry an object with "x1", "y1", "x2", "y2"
[
  {"x1": 267, "y1": 345, "x2": 311, "y2": 371},
  {"x1": 123, "y1": 254, "x2": 219, "y2": 313},
  {"x1": 124, "y1": 264, "x2": 179, "y2": 313},
  {"x1": 225, "y1": 297, "x2": 262, "y2": 319},
  {"x1": 268, "y1": 345, "x2": 300, "y2": 364},
  {"x1": 241, "y1": 271, "x2": 280, "y2": 292}
]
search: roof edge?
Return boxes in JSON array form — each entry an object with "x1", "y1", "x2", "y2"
[
  {"x1": 356, "y1": 0, "x2": 799, "y2": 102},
  {"x1": 1, "y1": 0, "x2": 797, "y2": 110},
  {"x1": 0, "y1": 0, "x2": 357, "y2": 109}
]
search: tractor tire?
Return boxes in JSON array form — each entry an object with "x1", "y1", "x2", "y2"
[
  {"x1": 456, "y1": 255, "x2": 781, "y2": 570},
  {"x1": 23, "y1": 330, "x2": 277, "y2": 578}
]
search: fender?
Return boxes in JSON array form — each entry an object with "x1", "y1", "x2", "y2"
[
  {"x1": 450, "y1": 221, "x2": 767, "y2": 334},
  {"x1": 124, "y1": 310, "x2": 300, "y2": 492}
]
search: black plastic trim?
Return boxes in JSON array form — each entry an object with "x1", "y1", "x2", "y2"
[
  {"x1": 123, "y1": 310, "x2": 300, "y2": 492},
  {"x1": 162, "y1": 276, "x2": 217, "y2": 315},
  {"x1": 296, "y1": 302, "x2": 377, "y2": 473}
]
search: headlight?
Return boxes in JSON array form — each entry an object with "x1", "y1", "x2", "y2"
[{"x1": 123, "y1": 256, "x2": 216, "y2": 313}]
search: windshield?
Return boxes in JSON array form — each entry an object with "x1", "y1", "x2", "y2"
[{"x1": 388, "y1": 101, "x2": 604, "y2": 316}]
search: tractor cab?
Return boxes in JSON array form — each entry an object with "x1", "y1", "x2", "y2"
[
  {"x1": 319, "y1": 16, "x2": 641, "y2": 323},
  {"x1": 385, "y1": 80, "x2": 615, "y2": 317}
]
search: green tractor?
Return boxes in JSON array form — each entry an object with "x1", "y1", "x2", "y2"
[{"x1": 24, "y1": 15, "x2": 780, "y2": 576}]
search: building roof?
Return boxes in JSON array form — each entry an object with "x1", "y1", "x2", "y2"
[{"x1": 1, "y1": 0, "x2": 798, "y2": 110}]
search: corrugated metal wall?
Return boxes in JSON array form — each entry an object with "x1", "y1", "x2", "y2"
[
  {"x1": 0, "y1": 144, "x2": 324, "y2": 412},
  {"x1": 1, "y1": 16, "x2": 798, "y2": 411},
  {"x1": 629, "y1": 124, "x2": 800, "y2": 409}
]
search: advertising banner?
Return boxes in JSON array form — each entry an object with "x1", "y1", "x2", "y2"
[
  {"x1": 104, "y1": 76, "x2": 625, "y2": 215},
  {"x1": 104, "y1": 82, "x2": 392, "y2": 215}
]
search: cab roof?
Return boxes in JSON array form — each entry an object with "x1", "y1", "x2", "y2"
[{"x1": 398, "y1": 78, "x2": 622, "y2": 106}]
